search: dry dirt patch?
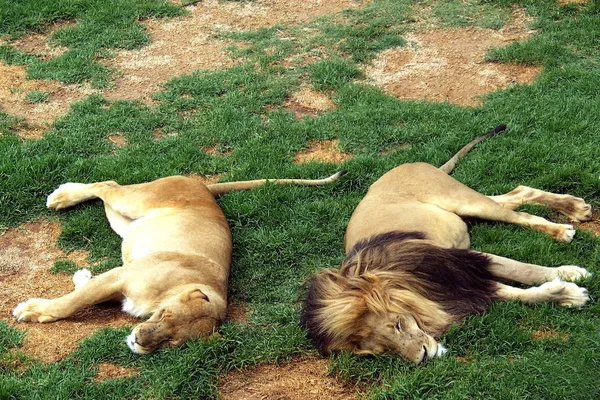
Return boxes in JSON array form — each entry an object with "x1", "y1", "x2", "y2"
[
  {"x1": 103, "y1": 0, "x2": 367, "y2": 102},
  {"x1": 0, "y1": 220, "x2": 137, "y2": 363},
  {"x1": 0, "y1": 63, "x2": 97, "y2": 134},
  {"x1": 365, "y1": 8, "x2": 541, "y2": 106},
  {"x1": 94, "y1": 362, "x2": 139, "y2": 382},
  {"x1": 532, "y1": 330, "x2": 569, "y2": 341},
  {"x1": 294, "y1": 139, "x2": 352, "y2": 164},
  {"x1": 576, "y1": 215, "x2": 600, "y2": 236},
  {"x1": 219, "y1": 356, "x2": 360, "y2": 400},
  {"x1": 285, "y1": 85, "x2": 335, "y2": 119}
]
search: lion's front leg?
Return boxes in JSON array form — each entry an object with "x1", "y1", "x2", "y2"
[
  {"x1": 481, "y1": 253, "x2": 589, "y2": 285},
  {"x1": 13, "y1": 267, "x2": 125, "y2": 323}
]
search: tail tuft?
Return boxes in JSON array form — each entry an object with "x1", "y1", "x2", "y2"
[
  {"x1": 439, "y1": 124, "x2": 507, "y2": 174},
  {"x1": 490, "y1": 124, "x2": 507, "y2": 136}
]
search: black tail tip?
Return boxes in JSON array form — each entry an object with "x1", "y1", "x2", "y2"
[
  {"x1": 491, "y1": 124, "x2": 507, "y2": 135},
  {"x1": 337, "y1": 170, "x2": 348, "y2": 177}
]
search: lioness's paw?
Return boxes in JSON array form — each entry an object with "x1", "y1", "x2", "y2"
[
  {"x1": 556, "y1": 224, "x2": 576, "y2": 243},
  {"x1": 556, "y1": 265, "x2": 591, "y2": 282},
  {"x1": 47, "y1": 183, "x2": 88, "y2": 209},
  {"x1": 563, "y1": 196, "x2": 592, "y2": 222},
  {"x1": 73, "y1": 269, "x2": 92, "y2": 289},
  {"x1": 13, "y1": 299, "x2": 59, "y2": 323}
]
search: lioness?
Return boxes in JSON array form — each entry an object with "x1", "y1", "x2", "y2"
[
  {"x1": 13, "y1": 172, "x2": 345, "y2": 354},
  {"x1": 302, "y1": 125, "x2": 592, "y2": 364}
]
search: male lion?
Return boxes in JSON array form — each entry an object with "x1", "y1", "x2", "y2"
[
  {"x1": 302, "y1": 125, "x2": 592, "y2": 364},
  {"x1": 13, "y1": 172, "x2": 345, "y2": 354}
]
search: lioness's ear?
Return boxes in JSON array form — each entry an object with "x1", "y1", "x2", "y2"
[{"x1": 181, "y1": 288, "x2": 209, "y2": 302}]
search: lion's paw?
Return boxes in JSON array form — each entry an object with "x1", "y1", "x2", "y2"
[
  {"x1": 73, "y1": 269, "x2": 92, "y2": 289},
  {"x1": 47, "y1": 183, "x2": 89, "y2": 209},
  {"x1": 13, "y1": 299, "x2": 59, "y2": 323},
  {"x1": 540, "y1": 279, "x2": 589, "y2": 308},
  {"x1": 556, "y1": 265, "x2": 591, "y2": 282}
]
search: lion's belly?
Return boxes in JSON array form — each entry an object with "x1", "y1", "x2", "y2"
[{"x1": 345, "y1": 196, "x2": 470, "y2": 252}]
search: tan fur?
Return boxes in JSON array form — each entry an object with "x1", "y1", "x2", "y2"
[
  {"x1": 13, "y1": 172, "x2": 344, "y2": 354},
  {"x1": 304, "y1": 131, "x2": 592, "y2": 364}
]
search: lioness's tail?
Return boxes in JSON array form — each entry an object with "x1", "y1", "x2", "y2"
[
  {"x1": 439, "y1": 124, "x2": 507, "y2": 174},
  {"x1": 207, "y1": 170, "x2": 347, "y2": 196}
]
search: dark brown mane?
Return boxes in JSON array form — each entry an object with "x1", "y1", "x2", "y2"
[
  {"x1": 301, "y1": 231, "x2": 499, "y2": 355},
  {"x1": 341, "y1": 231, "x2": 499, "y2": 317}
]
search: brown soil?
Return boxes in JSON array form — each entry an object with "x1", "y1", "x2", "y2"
[
  {"x1": 577, "y1": 214, "x2": 600, "y2": 236},
  {"x1": 294, "y1": 139, "x2": 352, "y2": 164},
  {"x1": 226, "y1": 301, "x2": 249, "y2": 323},
  {"x1": 284, "y1": 85, "x2": 335, "y2": 119},
  {"x1": 365, "y1": 7, "x2": 541, "y2": 106},
  {"x1": 0, "y1": 220, "x2": 137, "y2": 363},
  {"x1": 219, "y1": 356, "x2": 361, "y2": 400},
  {"x1": 532, "y1": 330, "x2": 569, "y2": 341},
  {"x1": 0, "y1": 63, "x2": 97, "y2": 137},
  {"x1": 94, "y1": 362, "x2": 139, "y2": 382},
  {"x1": 96, "y1": 0, "x2": 367, "y2": 103}
]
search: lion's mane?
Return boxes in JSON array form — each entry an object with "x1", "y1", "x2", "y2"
[{"x1": 301, "y1": 231, "x2": 499, "y2": 355}]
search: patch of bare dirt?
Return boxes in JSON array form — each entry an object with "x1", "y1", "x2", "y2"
[
  {"x1": 294, "y1": 139, "x2": 352, "y2": 164},
  {"x1": 0, "y1": 220, "x2": 137, "y2": 363},
  {"x1": 284, "y1": 85, "x2": 335, "y2": 118},
  {"x1": 103, "y1": 0, "x2": 367, "y2": 102},
  {"x1": 0, "y1": 63, "x2": 97, "y2": 134},
  {"x1": 202, "y1": 144, "x2": 233, "y2": 156},
  {"x1": 107, "y1": 133, "x2": 127, "y2": 147},
  {"x1": 219, "y1": 357, "x2": 360, "y2": 400},
  {"x1": 94, "y1": 362, "x2": 139, "y2": 382},
  {"x1": 532, "y1": 330, "x2": 569, "y2": 341},
  {"x1": 577, "y1": 214, "x2": 600, "y2": 236},
  {"x1": 365, "y1": 8, "x2": 542, "y2": 106},
  {"x1": 226, "y1": 302, "x2": 249, "y2": 323},
  {"x1": 10, "y1": 21, "x2": 72, "y2": 60}
]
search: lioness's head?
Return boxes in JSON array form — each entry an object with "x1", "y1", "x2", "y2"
[
  {"x1": 126, "y1": 286, "x2": 223, "y2": 354},
  {"x1": 302, "y1": 270, "x2": 451, "y2": 364}
]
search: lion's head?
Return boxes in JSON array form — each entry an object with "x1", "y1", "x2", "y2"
[
  {"x1": 126, "y1": 286, "x2": 222, "y2": 354},
  {"x1": 301, "y1": 231, "x2": 497, "y2": 364}
]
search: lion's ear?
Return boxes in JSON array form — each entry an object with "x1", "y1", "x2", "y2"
[{"x1": 181, "y1": 288, "x2": 209, "y2": 302}]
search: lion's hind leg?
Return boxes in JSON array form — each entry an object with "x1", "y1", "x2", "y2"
[
  {"x1": 495, "y1": 280, "x2": 589, "y2": 308},
  {"x1": 488, "y1": 186, "x2": 592, "y2": 222}
]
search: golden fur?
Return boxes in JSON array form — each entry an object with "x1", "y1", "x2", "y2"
[
  {"x1": 303, "y1": 127, "x2": 591, "y2": 364},
  {"x1": 14, "y1": 172, "x2": 345, "y2": 354}
]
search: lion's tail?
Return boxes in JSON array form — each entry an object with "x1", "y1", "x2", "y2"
[
  {"x1": 206, "y1": 170, "x2": 347, "y2": 197},
  {"x1": 439, "y1": 124, "x2": 507, "y2": 174}
]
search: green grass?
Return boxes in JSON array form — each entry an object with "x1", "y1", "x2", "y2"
[
  {"x1": 25, "y1": 90, "x2": 50, "y2": 103},
  {"x1": 1, "y1": 0, "x2": 600, "y2": 399}
]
